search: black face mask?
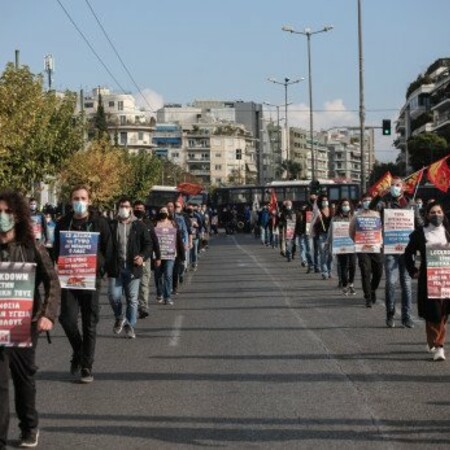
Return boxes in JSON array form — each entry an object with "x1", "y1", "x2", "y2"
[
  {"x1": 430, "y1": 215, "x2": 444, "y2": 227},
  {"x1": 134, "y1": 210, "x2": 145, "y2": 219},
  {"x1": 187, "y1": 209, "x2": 193, "y2": 215},
  {"x1": 158, "y1": 213, "x2": 168, "y2": 220}
]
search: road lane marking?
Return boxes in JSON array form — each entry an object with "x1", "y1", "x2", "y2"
[{"x1": 169, "y1": 315, "x2": 184, "y2": 347}]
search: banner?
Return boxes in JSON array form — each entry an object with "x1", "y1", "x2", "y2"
[
  {"x1": 368, "y1": 171, "x2": 392, "y2": 197},
  {"x1": 0, "y1": 263, "x2": 36, "y2": 347},
  {"x1": 285, "y1": 219, "x2": 296, "y2": 240},
  {"x1": 155, "y1": 227, "x2": 177, "y2": 260},
  {"x1": 177, "y1": 182, "x2": 204, "y2": 196},
  {"x1": 332, "y1": 221, "x2": 355, "y2": 254},
  {"x1": 57, "y1": 231, "x2": 99, "y2": 290},
  {"x1": 427, "y1": 247, "x2": 450, "y2": 299},
  {"x1": 354, "y1": 214, "x2": 382, "y2": 253},
  {"x1": 305, "y1": 211, "x2": 313, "y2": 235},
  {"x1": 383, "y1": 209, "x2": 415, "y2": 254}
]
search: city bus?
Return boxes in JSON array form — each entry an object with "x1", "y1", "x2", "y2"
[{"x1": 147, "y1": 185, "x2": 209, "y2": 212}]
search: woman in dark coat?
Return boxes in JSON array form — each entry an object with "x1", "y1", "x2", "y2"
[{"x1": 404, "y1": 201, "x2": 450, "y2": 361}]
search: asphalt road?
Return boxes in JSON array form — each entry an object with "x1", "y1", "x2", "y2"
[{"x1": 8, "y1": 233, "x2": 450, "y2": 449}]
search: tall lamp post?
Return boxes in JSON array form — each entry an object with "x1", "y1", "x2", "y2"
[
  {"x1": 267, "y1": 77, "x2": 303, "y2": 167},
  {"x1": 282, "y1": 24, "x2": 333, "y2": 181}
]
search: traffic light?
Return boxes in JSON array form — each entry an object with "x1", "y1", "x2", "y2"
[{"x1": 382, "y1": 119, "x2": 391, "y2": 136}]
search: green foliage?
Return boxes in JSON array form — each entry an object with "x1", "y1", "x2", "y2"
[
  {"x1": 280, "y1": 159, "x2": 302, "y2": 180},
  {"x1": 93, "y1": 92, "x2": 108, "y2": 139},
  {"x1": 0, "y1": 63, "x2": 83, "y2": 193},
  {"x1": 407, "y1": 132, "x2": 448, "y2": 171}
]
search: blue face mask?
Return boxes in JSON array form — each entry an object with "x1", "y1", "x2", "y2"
[
  {"x1": 390, "y1": 186, "x2": 402, "y2": 198},
  {"x1": 72, "y1": 201, "x2": 88, "y2": 216},
  {"x1": 0, "y1": 212, "x2": 15, "y2": 233},
  {"x1": 362, "y1": 201, "x2": 371, "y2": 210},
  {"x1": 342, "y1": 206, "x2": 350, "y2": 214}
]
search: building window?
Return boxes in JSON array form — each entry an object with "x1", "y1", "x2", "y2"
[
  {"x1": 118, "y1": 101, "x2": 124, "y2": 111},
  {"x1": 172, "y1": 152, "x2": 179, "y2": 158},
  {"x1": 188, "y1": 139, "x2": 196, "y2": 147},
  {"x1": 138, "y1": 131, "x2": 144, "y2": 140},
  {"x1": 120, "y1": 132, "x2": 127, "y2": 145},
  {"x1": 215, "y1": 153, "x2": 222, "y2": 158},
  {"x1": 108, "y1": 101, "x2": 115, "y2": 108},
  {"x1": 84, "y1": 102, "x2": 94, "y2": 108},
  {"x1": 120, "y1": 115, "x2": 126, "y2": 125},
  {"x1": 201, "y1": 153, "x2": 209, "y2": 160},
  {"x1": 188, "y1": 153, "x2": 195, "y2": 159},
  {"x1": 215, "y1": 165, "x2": 222, "y2": 170}
]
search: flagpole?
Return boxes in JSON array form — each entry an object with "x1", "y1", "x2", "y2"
[{"x1": 412, "y1": 168, "x2": 424, "y2": 201}]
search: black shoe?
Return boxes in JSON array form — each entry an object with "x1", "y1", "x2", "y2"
[
  {"x1": 19, "y1": 429, "x2": 39, "y2": 448},
  {"x1": 371, "y1": 290, "x2": 377, "y2": 304},
  {"x1": 365, "y1": 297, "x2": 372, "y2": 308},
  {"x1": 70, "y1": 357, "x2": 81, "y2": 376},
  {"x1": 386, "y1": 317, "x2": 395, "y2": 328},
  {"x1": 402, "y1": 318, "x2": 414, "y2": 329},
  {"x1": 179, "y1": 275, "x2": 184, "y2": 284},
  {"x1": 301, "y1": 261, "x2": 306, "y2": 267},
  {"x1": 138, "y1": 310, "x2": 149, "y2": 319},
  {"x1": 306, "y1": 267, "x2": 312, "y2": 274},
  {"x1": 314, "y1": 269, "x2": 320, "y2": 273},
  {"x1": 80, "y1": 368, "x2": 94, "y2": 384}
]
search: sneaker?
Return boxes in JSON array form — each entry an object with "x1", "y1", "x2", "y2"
[
  {"x1": 192, "y1": 265, "x2": 198, "y2": 272},
  {"x1": 124, "y1": 324, "x2": 136, "y2": 339},
  {"x1": 321, "y1": 274, "x2": 327, "y2": 280},
  {"x1": 427, "y1": 345, "x2": 437, "y2": 353},
  {"x1": 172, "y1": 289, "x2": 179, "y2": 296},
  {"x1": 166, "y1": 298, "x2": 174, "y2": 306},
  {"x1": 157, "y1": 296, "x2": 164, "y2": 304},
  {"x1": 306, "y1": 267, "x2": 312, "y2": 274},
  {"x1": 301, "y1": 261, "x2": 306, "y2": 267},
  {"x1": 70, "y1": 357, "x2": 81, "y2": 376},
  {"x1": 433, "y1": 347, "x2": 446, "y2": 361},
  {"x1": 365, "y1": 296, "x2": 372, "y2": 308},
  {"x1": 386, "y1": 317, "x2": 395, "y2": 328},
  {"x1": 113, "y1": 318, "x2": 126, "y2": 335},
  {"x1": 348, "y1": 286, "x2": 356, "y2": 296},
  {"x1": 19, "y1": 429, "x2": 39, "y2": 448},
  {"x1": 138, "y1": 309, "x2": 149, "y2": 319},
  {"x1": 342, "y1": 287, "x2": 349, "y2": 296},
  {"x1": 327, "y1": 274, "x2": 333, "y2": 279},
  {"x1": 80, "y1": 368, "x2": 94, "y2": 384},
  {"x1": 401, "y1": 318, "x2": 414, "y2": 329}
]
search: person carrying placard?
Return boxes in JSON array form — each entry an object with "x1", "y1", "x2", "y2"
[{"x1": 404, "y1": 201, "x2": 450, "y2": 361}]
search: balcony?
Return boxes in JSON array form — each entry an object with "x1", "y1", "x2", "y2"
[
  {"x1": 187, "y1": 157, "x2": 210, "y2": 163},
  {"x1": 433, "y1": 112, "x2": 450, "y2": 131},
  {"x1": 411, "y1": 122, "x2": 434, "y2": 136},
  {"x1": 431, "y1": 97, "x2": 450, "y2": 112},
  {"x1": 188, "y1": 169, "x2": 210, "y2": 176}
]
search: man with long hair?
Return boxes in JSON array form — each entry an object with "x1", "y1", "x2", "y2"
[{"x1": 0, "y1": 190, "x2": 60, "y2": 449}]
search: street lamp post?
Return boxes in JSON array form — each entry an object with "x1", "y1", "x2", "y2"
[
  {"x1": 282, "y1": 24, "x2": 333, "y2": 181},
  {"x1": 267, "y1": 78, "x2": 304, "y2": 169}
]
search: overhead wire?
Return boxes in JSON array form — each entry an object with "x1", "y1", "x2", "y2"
[
  {"x1": 84, "y1": 0, "x2": 155, "y2": 112},
  {"x1": 55, "y1": 0, "x2": 127, "y2": 93}
]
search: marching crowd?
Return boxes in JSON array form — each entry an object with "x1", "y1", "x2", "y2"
[{"x1": 0, "y1": 185, "x2": 213, "y2": 449}]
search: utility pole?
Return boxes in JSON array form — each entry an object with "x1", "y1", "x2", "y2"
[
  {"x1": 44, "y1": 54, "x2": 54, "y2": 91},
  {"x1": 358, "y1": 0, "x2": 366, "y2": 193},
  {"x1": 15, "y1": 49, "x2": 20, "y2": 69}
]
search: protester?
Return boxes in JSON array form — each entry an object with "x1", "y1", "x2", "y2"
[
  {"x1": 258, "y1": 205, "x2": 270, "y2": 246},
  {"x1": 154, "y1": 207, "x2": 185, "y2": 306},
  {"x1": 55, "y1": 185, "x2": 112, "y2": 383},
  {"x1": 405, "y1": 201, "x2": 450, "y2": 361},
  {"x1": 350, "y1": 193, "x2": 384, "y2": 308},
  {"x1": 295, "y1": 205, "x2": 313, "y2": 270},
  {"x1": 29, "y1": 198, "x2": 48, "y2": 245},
  {"x1": 108, "y1": 197, "x2": 151, "y2": 339},
  {"x1": 312, "y1": 195, "x2": 333, "y2": 279},
  {"x1": 133, "y1": 200, "x2": 161, "y2": 319},
  {"x1": 44, "y1": 212, "x2": 57, "y2": 262},
  {"x1": 268, "y1": 209, "x2": 280, "y2": 249},
  {"x1": 0, "y1": 190, "x2": 60, "y2": 449},
  {"x1": 280, "y1": 200, "x2": 296, "y2": 262},
  {"x1": 186, "y1": 203, "x2": 202, "y2": 270},
  {"x1": 306, "y1": 193, "x2": 319, "y2": 273}
]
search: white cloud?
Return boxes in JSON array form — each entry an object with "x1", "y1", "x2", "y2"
[{"x1": 134, "y1": 88, "x2": 164, "y2": 116}]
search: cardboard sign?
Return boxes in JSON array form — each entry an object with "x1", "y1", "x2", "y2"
[
  {"x1": 31, "y1": 215, "x2": 43, "y2": 241},
  {"x1": 57, "y1": 231, "x2": 99, "y2": 290},
  {"x1": 332, "y1": 221, "x2": 355, "y2": 254},
  {"x1": 285, "y1": 219, "x2": 296, "y2": 240},
  {"x1": 305, "y1": 211, "x2": 313, "y2": 235},
  {"x1": 155, "y1": 227, "x2": 177, "y2": 260},
  {"x1": 383, "y1": 209, "x2": 415, "y2": 254},
  {"x1": 427, "y1": 246, "x2": 450, "y2": 299},
  {"x1": 354, "y1": 214, "x2": 382, "y2": 253},
  {"x1": 0, "y1": 263, "x2": 36, "y2": 347}
]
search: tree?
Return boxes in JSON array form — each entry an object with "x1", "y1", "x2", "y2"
[
  {"x1": 368, "y1": 162, "x2": 402, "y2": 187},
  {"x1": 280, "y1": 159, "x2": 302, "y2": 180},
  {"x1": 407, "y1": 132, "x2": 448, "y2": 171},
  {"x1": 0, "y1": 63, "x2": 84, "y2": 193},
  {"x1": 93, "y1": 92, "x2": 108, "y2": 139},
  {"x1": 58, "y1": 139, "x2": 129, "y2": 209}
]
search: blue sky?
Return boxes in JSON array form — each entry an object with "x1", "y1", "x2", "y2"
[{"x1": 3, "y1": 0, "x2": 450, "y2": 162}]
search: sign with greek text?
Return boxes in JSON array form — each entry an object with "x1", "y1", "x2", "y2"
[
  {"x1": 285, "y1": 219, "x2": 296, "y2": 240},
  {"x1": 57, "y1": 231, "x2": 99, "y2": 290},
  {"x1": 0, "y1": 263, "x2": 36, "y2": 347},
  {"x1": 306, "y1": 211, "x2": 313, "y2": 235},
  {"x1": 383, "y1": 209, "x2": 415, "y2": 254},
  {"x1": 427, "y1": 246, "x2": 450, "y2": 299},
  {"x1": 354, "y1": 214, "x2": 382, "y2": 253},
  {"x1": 332, "y1": 221, "x2": 355, "y2": 254},
  {"x1": 155, "y1": 227, "x2": 177, "y2": 260}
]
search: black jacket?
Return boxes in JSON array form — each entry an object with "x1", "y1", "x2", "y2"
[
  {"x1": 108, "y1": 219, "x2": 152, "y2": 279},
  {"x1": 141, "y1": 218, "x2": 161, "y2": 260},
  {"x1": 404, "y1": 226, "x2": 450, "y2": 323},
  {"x1": 55, "y1": 213, "x2": 113, "y2": 278}
]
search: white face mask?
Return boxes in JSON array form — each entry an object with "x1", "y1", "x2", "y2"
[{"x1": 118, "y1": 207, "x2": 131, "y2": 219}]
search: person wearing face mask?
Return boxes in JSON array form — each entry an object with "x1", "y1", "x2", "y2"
[
  {"x1": 133, "y1": 201, "x2": 160, "y2": 319},
  {"x1": 186, "y1": 203, "x2": 202, "y2": 270},
  {"x1": 370, "y1": 177, "x2": 418, "y2": 328},
  {"x1": 312, "y1": 195, "x2": 333, "y2": 279},
  {"x1": 350, "y1": 193, "x2": 384, "y2": 308},
  {"x1": 330, "y1": 199, "x2": 356, "y2": 295},
  {"x1": 279, "y1": 200, "x2": 296, "y2": 262},
  {"x1": 108, "y1": 197, "x2": 152, "y2": 339},
  {"x1": 0, "y1": 190, "x2": 60, "y2": 449},
  {"x1": 304, "y1": 193, "x2": 319, "y2": 273},
  {"x1": 405, "y1": 201, "x2": 450, "y2": 361},
  {"x1": 54, "y1": 185, "x2": 112, "y2": 383},
  {"x1": 29, "y1": 198, "x2": 49, "y2": 246}
]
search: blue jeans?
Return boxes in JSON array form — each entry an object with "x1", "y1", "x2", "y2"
[
  {"x1": 260, "y1": 225, "x2": 269, "y2": 245},
  {"x1": 270, "y1": 232, "x2": 279, "y2": 249},
  {"x1": 154, "y1": 259, "x2": 175, "y2": 300},
  {"x1": 312, "y1": 236, "x2": 320, "y2": 271},
  {"x1": 285, "y1": 239, "x2": 295, "y2": 260},
  {"x1": 190, "y1": 238, "x2": 199, "y2": 267},
  {"x1": 318, "y1": 233, "x2": 331, "y2": 276},
  {"x1": 108, "y1": 268, "x2": 140, "y2": 328},
  {"x1": 297, "y1": 234, "x2": 313, "y2": 268},
  {"x1": 384, "y1": 254, "x2": 412, "y2": 321}
]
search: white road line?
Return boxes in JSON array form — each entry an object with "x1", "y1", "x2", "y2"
[{"x1": 169, "y1": 315, "x2": 184, "y2": 347}]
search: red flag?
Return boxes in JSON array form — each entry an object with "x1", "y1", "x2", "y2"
[
  {"x1": 177, "y1": 182, "x2": 204, "y2": 196},
  {"x1": 427, "y1": 155, "x2": 450, "y2": 192},
  {"x1": 368, "y1": 171, "x2": 392, "y2": 197},
  {"x1": 403, "y1": 168, "x2": 425, "y2": 195},
  {"x1": 269, "y1": 189, "x2": 278, "y2": 214},
  {"x1": 176, "y1": 193, "x2": 184, "y2": 208}
]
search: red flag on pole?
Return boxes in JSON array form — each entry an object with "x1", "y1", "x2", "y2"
[
  {"x1": 368, "y1": 171, "x2": 392, "y2": 197},
  {"x1": 403, "y1": 168, "x2": 425, "y2": 195},
  {"x1": 427, "y1": 155, "x2": 450, "y2": 192},
  {"x1": 269, "y1": 189, "x2": 278, "y2": 214},
  {"x1": 177, "y1": 182, "x2": 204, "y2": 195},
  {"x1": 176, "y1": 193, "x2": 184, "y2": 208}
]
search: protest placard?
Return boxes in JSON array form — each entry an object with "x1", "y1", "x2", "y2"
[
  {"x1": 305, "y1": 211, "x2": 313, "y2": 235},
  {"x1": 155, "y1": 227, "x2": 177, "y2": 260},
  {"x1": 383, "y1": 209, "x2": 415, "y2": 254},
  {"x1": 0, "y1": 263, "x2": 36, "y2": 347},
  {"x1": 285, "y1": 219, "x2": 296, "y2": 240},
  {"x1": 354, "y1": 214, "x2": 382, "y2": 253},
  {"x1": 427, "y1": 247, "x2": 450, "y2": 299},
  {"x1": 332, "y1": 221, "x2": 355, "y2": 254},
  {"x1": 57, "y1": 231, "x2": 99, "y2": 290}
]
